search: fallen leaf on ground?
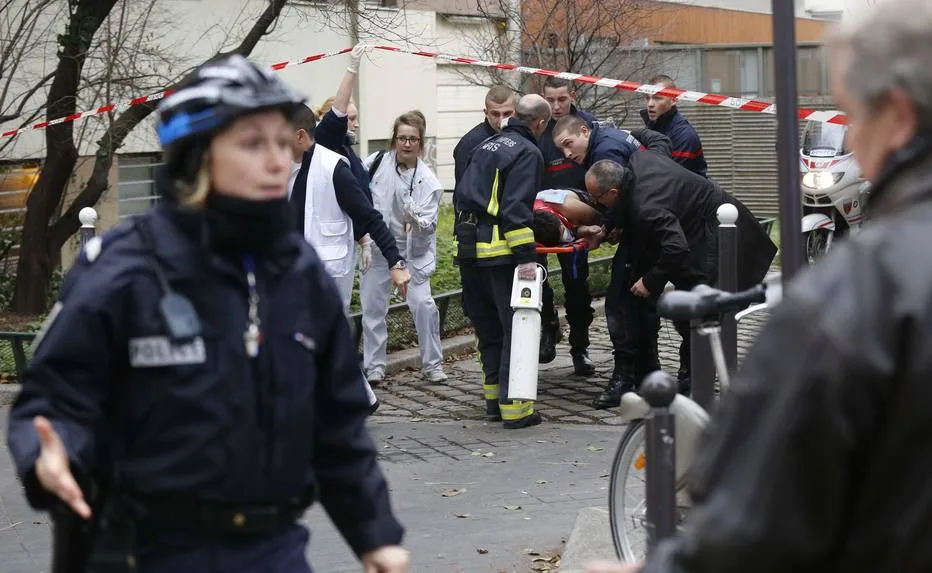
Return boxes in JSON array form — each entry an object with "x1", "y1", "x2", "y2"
[
  {"x1": 525, "y1": 548, "x2": 540, "y2": 555},
  {"x1": 585, "y1": 445, "x2": 604, "y2": 452},
  {"x1": 477, "y1": 547, "x2": 489, "y2": 554},
  {"x1": 441, "y1": 488, "x2": 465, "y2": 497},
  {"x1": 535, "y1": 479, "x2": 548, "y2": 485},
  {"x1": 503, "y1": 504, "x2": 522, "y2": 511},
  {"x1": 455, "y1": 513, "x2": 470, "y2": 518},
  {"x1": 482, "y1": 452, "x2": 495, "y2": 457}
]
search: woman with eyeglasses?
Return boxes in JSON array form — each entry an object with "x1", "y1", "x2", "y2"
[{"x1": 360, "y1": 111, "x2": 447, "y2": 384}]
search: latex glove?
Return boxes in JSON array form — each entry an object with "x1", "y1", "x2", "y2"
[
  {"x1": 361, "y1": 545, "x2": 410, "y2": 573},
  {"x1": 32, "y1": 416, "x2": 92, "y2": 519},
  {"x1": 517, "y1": 261, "x2": 538, "y2": 280},
  {"x1": 401, "y1": 195, "x2": 420, "y2": 224},
  {"x1": 359, "y1": 236, "x2": 373, "y2": 273},
  {"x1": 348, "y1": 43, "x2": 370, "y2": 73}
]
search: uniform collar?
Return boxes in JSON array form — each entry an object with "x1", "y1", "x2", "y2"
[{"x1": 640, "y1": 106, "x2": 678, "y2": 131}]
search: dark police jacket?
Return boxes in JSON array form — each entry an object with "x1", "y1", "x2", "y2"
[
  {"x1": 615, "y1": 129, "x2": 776, "y2": 294},
  {"x1": 539, "y1": 106, "x2": 598, "y2": 190},
  {"x1": 585, "y1": 122, "x2": 642, "y2": 169},
  {"x1": 454, "y1": 119, "x2": 543, "y2": 266},
  {"x1": 640, "y1": 106, "x2": 708, "y2": 177},
  {"x1": 452, "y1": 119, "x2": 497, "y2": 192},
  {"x1": 6, "y1": 193, "x2": 404, "y2": 556}
]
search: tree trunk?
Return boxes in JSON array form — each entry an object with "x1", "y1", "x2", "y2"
[
  {"x1": 9, "y1": 0, "x2": 289, "y2": 314},
  {"x1": 10, "y1": 0, "x2": 117, "y2": 314}
]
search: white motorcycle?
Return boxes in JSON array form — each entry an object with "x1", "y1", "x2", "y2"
[{"x1": 799, "y1": 122, "x2": 871, "y2": 262}]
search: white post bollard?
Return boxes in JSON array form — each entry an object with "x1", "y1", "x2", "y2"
[{"x1": 78, "y1": 207, "x2": 98, "y2": 249}]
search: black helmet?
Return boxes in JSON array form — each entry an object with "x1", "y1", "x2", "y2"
[{"x1": 156, "y1": 54, "x2": 305, "y2": 181}]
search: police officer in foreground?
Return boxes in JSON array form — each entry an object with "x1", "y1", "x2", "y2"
[
  {"x1": 6, "y1": 55, "x2": 408, "y2": 573},
  {"x1": 537, "y1": 76, "x2": 600, "y2": 374},
  {"x1": 589, "y1": 1, "x2": 932, "y2": 571},
  {"x1": 455, "y1": 93, "x2": 552, "y2": 429}
]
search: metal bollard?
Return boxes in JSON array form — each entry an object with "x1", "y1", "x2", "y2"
[
  {"x1": 640, "y1": 370, "x2": 678, "y2": 553},
  {"x1": 78, "y1": 207, "x2": 98, "y2": 249},
  {"x1": 717, "y1": 203, "x2": 739, "y2": 375},
  {"x1": 690, "y1": 320, "x2": 715, "y2": 411}
]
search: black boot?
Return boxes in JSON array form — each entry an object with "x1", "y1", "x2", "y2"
[
  {"x1": 503, "y1": 411, "x2": 542, "y2": 429},
  {"x1": 539, "y1": 326, "x2": 558, "y2": 364},
  {"x1": 486, "y1": 399, "x2": 502, "y2": 421},
  {"x1": 592, "y1": 368, "x2": 637, "y2": 409},
  {"x1": 572, "y1": 351, "x2": 596, "y2": 376}
]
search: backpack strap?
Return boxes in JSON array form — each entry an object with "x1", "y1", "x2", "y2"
[{"x1": 367, "y1": 150, "x2": 386, "y2": 183}]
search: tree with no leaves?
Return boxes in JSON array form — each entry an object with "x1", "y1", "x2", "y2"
[
  {"x1": 459, "y1": 0, "x2": 674, "y2": 123},
  {"x1": 1, "y1": 0, "x2": 292, "y2": 315}
]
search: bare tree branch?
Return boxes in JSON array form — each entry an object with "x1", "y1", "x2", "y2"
[{"x1": 49, "y1": 0, "x2": 291, "y2": 247}]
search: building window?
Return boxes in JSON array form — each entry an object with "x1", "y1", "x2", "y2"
[
  {"x1": 118, "y1": 154, "x2": 163, "y2": 219},
  {"x1": 702, "y1": 48, "x2": 761, "y2": 98}
]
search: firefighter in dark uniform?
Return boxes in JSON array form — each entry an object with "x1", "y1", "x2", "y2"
[
  {"x1": 6, "y1": 55, "x2": 408, "y2": 573},
  {"x1": 455, "y1": 94, "x2": 552, "y2": 429},
  {"x1": 536, "y1": 77, "x2": 600, "y2": 374},
  {"x1": 584, "y1": 132, "x2": 775, "y2": 408},
  {"x1": 641, "y1": 74, "x2": 708, "y2": 178}
]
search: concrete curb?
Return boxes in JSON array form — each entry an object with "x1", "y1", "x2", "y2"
[{"x1": 558, "y1": 506, "x2": 617, "y2": 572}]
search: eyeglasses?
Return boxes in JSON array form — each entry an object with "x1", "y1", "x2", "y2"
[{"x1": 395, "y1": 136, "x2": 420, "y2": 144}]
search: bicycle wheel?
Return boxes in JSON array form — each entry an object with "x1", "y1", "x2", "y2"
[{"x1": 609, "y1": 419, "x2": 648, "y2": 561}]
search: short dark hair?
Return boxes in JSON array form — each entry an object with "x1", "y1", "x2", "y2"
[
  {"x1": 648, "y1": 74, "x2": 676, "y2": 88},
  {"x1": 543, "y1": 76, "x2": 574, "y2": 91},
  {"x1": 292, "y1": 103, "x2": 317, "y2": 134},
  {"x1": 587, "y1": 159, "x2": 628, "y2": 195},
  {"x1": 485, "y1": 85, "x2": 514, "y2": 106},
  {"x1": 533, "y1": 210, "x2": 565, "y2": 246},
  {"x1": 553, "y1": 114, "x2": 588, "y2": 137}
]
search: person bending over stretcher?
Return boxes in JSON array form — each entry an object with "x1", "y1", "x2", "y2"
[{"x1": 532, "y1": 188, "x2": 606, "y2": 247}]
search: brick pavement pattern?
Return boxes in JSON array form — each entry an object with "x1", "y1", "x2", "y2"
[{"x1": 374, "y1": 311, "x2": 768, "y2": 425}]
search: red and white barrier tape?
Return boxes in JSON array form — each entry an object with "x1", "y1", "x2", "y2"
[
  {"x1": 1, "y1": 44, "x2": 844, "y2": 140},
  {"x1": 372, "y1": 45, "x2": 847, "y2": 126}
]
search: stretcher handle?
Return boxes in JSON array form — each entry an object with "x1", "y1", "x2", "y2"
[{"x1": 534, "y1": 239, "x2": 592, "y2": 254}]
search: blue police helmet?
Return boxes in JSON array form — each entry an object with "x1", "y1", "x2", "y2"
[{"x1": 156, "y1": 54, "x2": 305, "y2": 181}]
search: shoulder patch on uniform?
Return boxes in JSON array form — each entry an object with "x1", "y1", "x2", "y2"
[{"x1": 30, "y1": 301, "x2": 64, "y2": 353}]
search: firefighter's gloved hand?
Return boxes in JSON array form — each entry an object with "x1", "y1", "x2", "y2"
[
  {"x1": 359, "y1": 236, "x2": 373, "y2": 273},
  {"x1": 348, "y1": 43, "x2": 370, "y2": 73},
  {"x1": 517, "y1": 262, "x2": 538, "y2": 281}
]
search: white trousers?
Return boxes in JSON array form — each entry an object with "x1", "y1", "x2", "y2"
[{"x1": 360, "y1": 246, "x2": 443, "y2": 376}]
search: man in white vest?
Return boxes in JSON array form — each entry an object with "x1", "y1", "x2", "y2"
[{"x1": 288, "y1": 104, "x2": 410, "y2": 309}]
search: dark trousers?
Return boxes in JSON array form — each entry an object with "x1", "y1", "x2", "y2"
[
  {"x1": 460, "y1": 263, "x2": 536, "y2": 421},
  {"x1": 604, "y1": 246, "x2": 662, "y2": 385},
  {"x1": 136, "y1": 523, "x2": 312, "y2": 573},
  {"x1": 540, "y1": 251, "x2": 594, "y2": 354}
]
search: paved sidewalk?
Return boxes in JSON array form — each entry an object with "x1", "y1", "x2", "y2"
[
  {"x1": 373, "y1": 305, "x2": 767, "y2": 426},
  {"x1": 0, "y1": 409, "x2": 620, "y2": 573}
]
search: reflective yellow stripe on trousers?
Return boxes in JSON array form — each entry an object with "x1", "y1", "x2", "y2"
[
  {"x1": 500, "y1": 401, "x2": 534, "y2": 421},
  {"x1": 476, "y1": 341, "x2": 499, "y2": 400}
]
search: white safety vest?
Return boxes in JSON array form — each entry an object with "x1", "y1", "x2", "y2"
[{"x1": 299, "y1": 145, "x2": 355, "y2": 278}]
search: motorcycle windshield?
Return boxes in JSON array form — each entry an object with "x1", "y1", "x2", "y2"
[{"x1": 802, "y1": 123, "x2": 849, "y2": 158}]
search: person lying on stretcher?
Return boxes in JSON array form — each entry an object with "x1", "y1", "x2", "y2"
[{"x1": 532, "y1": 188, "x2": 607, "y2": 248}]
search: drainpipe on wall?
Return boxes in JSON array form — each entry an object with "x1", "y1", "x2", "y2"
[{"x1": 504, "y1": 0, "x2": 522, "y2": 88}]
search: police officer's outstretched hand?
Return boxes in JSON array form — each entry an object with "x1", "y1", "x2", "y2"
[
  {"x1": 361, "y1": 545, "x2": 410, "y2": 572},
  {"x1": 33, "y1": 416, "x2": 92, "y2": 519}
]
